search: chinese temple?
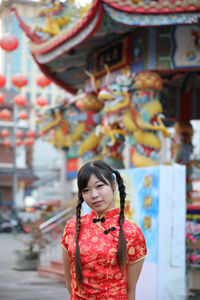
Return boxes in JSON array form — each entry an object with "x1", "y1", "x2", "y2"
[{"x1": 11, "y1": 0, "x2": 200, "y2": 169}]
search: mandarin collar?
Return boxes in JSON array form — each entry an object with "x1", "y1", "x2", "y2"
[{"x1": 91, "y1": 207, "x2": 120, "y2": 222}]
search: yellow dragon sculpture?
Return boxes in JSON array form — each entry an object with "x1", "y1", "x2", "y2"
[
  {"x1": 96, "y1": 70, "x2": 170, "y2": 167},
  {"x1": 131, "y1": 71, "x2": 170, "y2": 167},
  {"x1": 37, "y1": 69, "x2": 170, "y2": 168},
  {"x1": 67, "y1": 92, "x2": 104, "y2": 161},
  {"x1": 35, "y1": 0, "x2": 92, "y2": 37},
  {"x1": 37, "y1": 109, "x2": 70, "y2": 150}
]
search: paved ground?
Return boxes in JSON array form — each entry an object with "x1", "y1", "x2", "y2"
[{"x1": 0, "y1": 233, "x2": 70, "y2": 300}]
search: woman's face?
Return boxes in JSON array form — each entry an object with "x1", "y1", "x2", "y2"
[{"x1": 82, "y1": 174, "x2": 115, "y2": 215}]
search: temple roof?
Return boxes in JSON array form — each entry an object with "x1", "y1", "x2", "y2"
[{"x1": 11, "y1": 0, "x2": 200, "y2": 94}]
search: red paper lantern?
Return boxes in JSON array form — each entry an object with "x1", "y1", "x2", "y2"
[
  {"x1": 18, "y1": 110, "x2": 28, "y2": 120},
  {"x1": 27, "y1": 130, "x2": 36, "y2": 138},
  {"x1": 15, "y1": 139, "x2": 22, "y2": 147},
  {"x1": 76, "y1": 99, "x2": 82, "y2": 110},
  {"x1": 3, "y1": 139, "x2": 11, "y2": 147},
  {"x1": 15, "y1": 129, "x2": 24, "y2": 139},
  {"x1": 36, "y1": 96, "x2": 48, "y2": 107},
  {"x1": 24, "y1": 138, "x2": 35, "y2": 146},
  {"x1": 36, "y1": 73, "x2": 51, "y2": 88},
  {"x1": 12, "y1": 73, "x2": 28, "y2": 89},
  {"x1": 0, "y1": 75, "x2": 6, "y2": 88},
  {"x1": 0, "y1": 128, "x2": 10, "y2": 138},
  {"x1": 38, "y1": 131, "x2": 44, "y2": 137},
  {"x1": 0, "y1": 33, "x2": 18, "y2": 52},
  {"x1": 0, "y1": 109, "x2": 11, "y2": 120},
  {"x1": 0, "y1": 93, "x2": 5, "y2": 105},
  {"x1": 14, "y1": 94, "x2": 27, "y2": 107}
]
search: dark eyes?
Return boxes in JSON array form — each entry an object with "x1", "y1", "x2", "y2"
[
  {"x1": 82, "y1": 183, "x2": 104, "y2": 193},
  {"x1": 97, "y1": 183, "x2": 104, "y2": 188}
]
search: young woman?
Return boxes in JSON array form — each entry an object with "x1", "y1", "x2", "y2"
[{"x1": 61, "y1": 160, "x2": 147, "y2": 299}]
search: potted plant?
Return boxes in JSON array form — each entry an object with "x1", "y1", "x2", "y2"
[{"x1": 12, "y1": 218, "x2": 50, "y2": 270}]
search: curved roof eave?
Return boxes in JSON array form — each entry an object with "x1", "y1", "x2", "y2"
[
  {"x1": 30, "y1": 0, "x2": 103, "y2": 55},
  {"x1": 33, "y1": 53, "x2": 77, "y2": 94}
]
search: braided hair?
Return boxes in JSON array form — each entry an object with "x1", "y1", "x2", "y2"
[{"x1": 75, "y1": 160, "x2": 127, "y2": 283}]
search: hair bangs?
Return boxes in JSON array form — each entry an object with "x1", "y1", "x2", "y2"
[{"x1": 78, "y1": 162, "x2": 111, "y2": 193}]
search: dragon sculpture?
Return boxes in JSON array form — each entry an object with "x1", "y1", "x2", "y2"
[
  {"x1": 66, "y1": 92, "x2": 104, "y2": 161},
  {"x1": 34, "y1": 0, "x2": 92, "y2": 38},
  {"x1": 131, "y1": 71, "x2": 170, "y2": 167},
  {"x1": 37, "y1": 107, "x2": 70, "y2": 150},
  {"x1": 36, "y1": 92, "x2": 103, "y2": 156},
  {"x1": 96, "y1": 71, "x2": 135, "y2": 168},
  {"x1": 96, "y1": 69, "x2": 170, "y2": 168},
  {"x1": 36, "y1": 69, "x2": 170, "y2": 168}
]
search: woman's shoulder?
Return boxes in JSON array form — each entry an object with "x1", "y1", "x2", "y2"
[
  {"x1": 64, "y1": 216, "x2": 76, "y2": 231},
  {"x1": 124, "y1": 219, "x2": 144, "y2": 237},
  {"x1": 64, "y1": 212, "x2": 91, "y2": 230},
  {"x1": 124, "y1": 219, "x2": 147, "y2": 263}
]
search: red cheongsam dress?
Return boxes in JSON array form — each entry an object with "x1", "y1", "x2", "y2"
[{"x1": 61, "y1": 208, "x2": 147, "y2": 299}]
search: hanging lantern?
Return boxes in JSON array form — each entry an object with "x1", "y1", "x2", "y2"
[
  {"x1": 26, "y1": 130, "x2": 36, "y2": 138},
  {"x1": 76, "y1": 99, "x2": 83, "y2": 110},
  {"x1": 18, "y1": 110, "x2": 28, "y2": 120},
  {"x1": 15, "y1": 139, "x2": 22, "y2": 147},
  {"x1": 36, "y1": 73, "x2": 51, "y2": 88},
  {"x1": 3, "y1": 139, "x2": 11, "y2": 147},
  {"x1": 0, "y1": 128, "x2": 10, "y2": 138},
  {"x1": 24, "y1": 138, "x2": 35, "y2": 146},
  {"x1": 0, "y1": 109, "x2": 11, "y2": 121},
  {"x1": 0, "y1": 93, "x2": 5, "y2": 105},
  {"x1": 0, "y1": 33, "x2": 18, "y2": 52},
  {"x1": 38, "y1": 131, "x2": 44, "y2": 137},
  {"x1": 14, "y1": 94, "x2": 27, "y2": 107},
  {"x1": 15, "y1": 129, "x2": 24, "y2": 139},
  {"x1": 0, "y1": 75, "x2": 6, "y2": 88},
  {"x1": 36, "y1": 96, "x2": 48, "y2": 107},
  {"x1": 12, "y1": 73, "x2": 28, "y2": 90}
]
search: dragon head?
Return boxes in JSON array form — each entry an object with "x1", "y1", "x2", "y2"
[
  {"x1": 76, "y1": 92, "x2": 104, "y2": 112},
  {"x1": 97, "y1": 73, "x2": 133, "y2": 115}
]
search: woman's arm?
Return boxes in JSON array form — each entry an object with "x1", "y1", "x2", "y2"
[
  {"x1": 127, "y1": 258, "x2": 144, "y2": 300},
  {"x1": 62, "y1": 248, "x2": 71, "y2": 293}
]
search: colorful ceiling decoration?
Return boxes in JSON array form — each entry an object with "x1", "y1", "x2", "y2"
[
  {"x1": 11, "y1": 0, "x2": 200, "y2": 94},
  {"x1": 103, "y1": 3, "x2": 200, "y2": 26}
]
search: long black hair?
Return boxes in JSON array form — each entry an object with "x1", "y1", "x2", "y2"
[{"x1": 75, "y1": 160, "x2": 127, "y2": 283}]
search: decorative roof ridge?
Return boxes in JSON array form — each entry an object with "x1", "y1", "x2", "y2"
[
  {"x1": 29, "y1": 0, "x2": 103, "y2": 55},
  {"x1": 102, "y1": 0, "x2": 200, "y2": 14},
  {"x1": 10, "y1": 7, "x2": 44, "y2": 45}
]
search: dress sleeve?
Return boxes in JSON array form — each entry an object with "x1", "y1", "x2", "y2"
[
  {"x1": 127, "y1": 225, "x2": 147, "y2": 264},
  {"x1": 61, "y1": 218, "x2": 74, "y2": 253}
]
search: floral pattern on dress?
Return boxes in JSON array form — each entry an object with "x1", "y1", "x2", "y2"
[{"x1": 61, "y1": 208, "x2": 147, "y2": 299}]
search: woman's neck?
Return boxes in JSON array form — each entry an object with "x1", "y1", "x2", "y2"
[{"x1": 94, "y1": 206, "x2": 116, "y2": 218}]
